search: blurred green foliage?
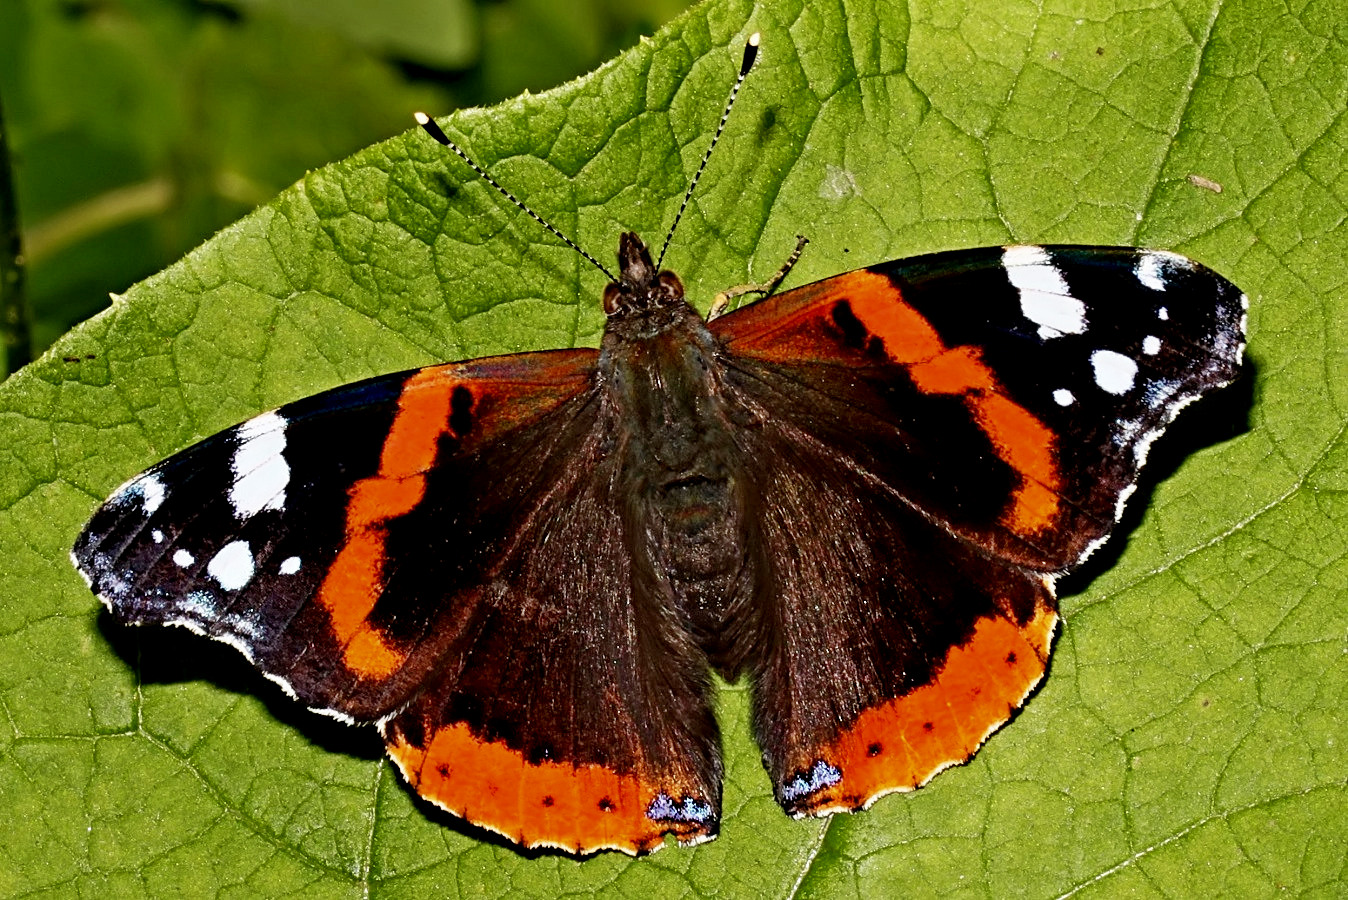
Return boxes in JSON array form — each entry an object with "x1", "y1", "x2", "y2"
[{"x1": 0, "y1": 0, "x2": 696, "y2": 377}]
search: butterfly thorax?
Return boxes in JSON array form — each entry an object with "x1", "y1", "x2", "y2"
[{"x1": 598, "y1": 233, "x2": 754, "y2": 660}]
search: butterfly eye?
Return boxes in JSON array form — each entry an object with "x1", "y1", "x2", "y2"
[{"x1": 657, "y1": 271, "x2": 685, "y2": 300}]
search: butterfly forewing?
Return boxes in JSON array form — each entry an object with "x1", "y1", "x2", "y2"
[{"x1": 714, "y1": 245, "x2": 1246, "y2": 569}]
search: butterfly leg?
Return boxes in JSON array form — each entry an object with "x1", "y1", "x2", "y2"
[{"x1": 709, "y1": 235, "x2": 810, "y2": 319}]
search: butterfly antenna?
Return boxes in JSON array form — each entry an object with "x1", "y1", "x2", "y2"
[
  {"x1": 654, "y1": 32, "x2": 760, "y2": 271},
  {"x1": 413, "y1": 112, "x2": 616, "y2": 282}
]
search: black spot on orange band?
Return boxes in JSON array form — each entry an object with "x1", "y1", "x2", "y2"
[
  {"x1": 384, "y1": 720, "x2": 715, "y2": 854},
  {"x1": 783, "y1": 598, "x2": 1058, "y2": 816}
]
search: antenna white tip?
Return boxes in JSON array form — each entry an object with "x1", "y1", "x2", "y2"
[
  {"x1": 413, "y1": 111, "x2": 431, "y2": 125},
  {"x1": 749, "y1": 32, "x2": 760, "y2": 46}
]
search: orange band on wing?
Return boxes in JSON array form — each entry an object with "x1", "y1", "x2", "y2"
[
  {"x1": 316, "y1": 368, "x2": 463, "y2": 679},
  {"x1": 787, "y1": 599, "x2": 1058, "y2": 816},
  {"x1": 384, "y1": 723, "x2": 714, "y2": 855},
  {"x1": 844, "y1": 270, "x2": 1060, "y2": 533}
]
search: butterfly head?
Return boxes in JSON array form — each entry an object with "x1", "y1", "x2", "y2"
[{"x1": 603, "y1": 232, "x2": 686, "y2": 317}]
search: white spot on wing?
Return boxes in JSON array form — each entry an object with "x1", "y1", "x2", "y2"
[
  {"x1": 230, "y1": 412, "x2": 290, "y2": 520},
  {"x1": 173, "y1": 549, "x2": 195, "y2": 568},
  {"x1": 207, "y1": 540, "x2": 254, "y2": 591},
  {"x1": 279, "y1": 556, "x2": 301, "y2": 575},
  {"x1": 1142, "y1": 335, "x2": 1162, "y2": 355},
  {"x1": 1136, "y1": 250, "x2": 1192, "y2": 291},
  {"x1": 1136, "y1": 256, "x2": 1165, "y2": 290},
  {"x1": 1092, "y1": 349, "x2": 1138, "y2": 394},
  {"x1": 139, "y1": 475, "x2": 166, "y2": 514},
  {"x1": 151, "y1": 529, "x2": 164, "y2": 544},
  {"x1": 1157, "y1": 306, "x2": 1169, "y2": 320},
  {"x1": 1002, "y1": 246, "x2": 1087, "y2": 339},
  {"x1": 1053, "y1": 388, "x2": 1075, "y2": 406},
  {"x1": 112, "y1": 473, "x2": 167, "y2": 515}
]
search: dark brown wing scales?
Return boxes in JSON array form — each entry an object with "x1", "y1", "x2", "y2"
[
  {"x1": 381, "y1": 420, "x2": 722, "y2": 852},
  {"x1": 712, "y1": 244, "x2": 1244, "y2": 815}
]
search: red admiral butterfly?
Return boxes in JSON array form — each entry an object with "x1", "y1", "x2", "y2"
[{"x1": 72, "y1": 34, "x2": 1247, "y2": 854}]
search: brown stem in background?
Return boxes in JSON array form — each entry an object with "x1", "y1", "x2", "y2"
[{"x1": 0, "y1": 89, "x2": 32, "y2": 376}]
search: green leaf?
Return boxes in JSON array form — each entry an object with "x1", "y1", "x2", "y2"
[{"x1": 3, "y1": 0, "x2": 1346, "y2": 895}]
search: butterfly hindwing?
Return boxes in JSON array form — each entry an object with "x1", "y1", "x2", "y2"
[
  {"x1": 74, "y1": 348, "x2": 723, "y2": 853},
  {"x1": 379, "y1": 421, "x2": 723, "y2": 852},
  {"x1": 733, "y1": 411, "x2": 1057, "y2": 813},
  {"x1": 712, "y1": 244, "x2": 1244, "y2": 813}
]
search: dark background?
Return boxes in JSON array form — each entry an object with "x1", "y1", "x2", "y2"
[{"x1": 0, "y1": 0, "x2": 698, "y2": 377}]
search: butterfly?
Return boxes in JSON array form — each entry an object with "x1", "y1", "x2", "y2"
[{"x1": 71, "y1": 34, "x2": 1247, "y2": 855}]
